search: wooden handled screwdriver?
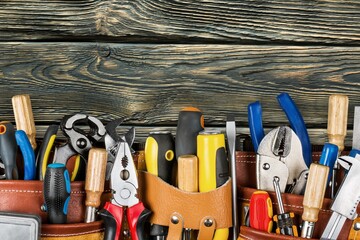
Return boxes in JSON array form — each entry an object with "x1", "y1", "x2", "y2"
[
  {"x1": 85, "y1": 148, "x2": 108, "y2": 223},
  {"x1": 178, "y1": 155, "x2": 198, "y2": 240},
  {"x1": 301, "y1": 143, "x2": 338, "y2": 238},
  {"x1": 12, "y1": 94, "x2": 37, "y2": 150},
  {"x1": 327, "y1": 94, "x2": 348, "y2": 198}
]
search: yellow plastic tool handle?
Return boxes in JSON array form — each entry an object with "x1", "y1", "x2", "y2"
[{"x1": 198, "y1": 132, "x2": 229, "y2": 240}]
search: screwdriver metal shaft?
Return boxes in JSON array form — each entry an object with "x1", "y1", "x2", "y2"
[{"x1": 273, "y1": 177, "x2": 298, "y2": 237}]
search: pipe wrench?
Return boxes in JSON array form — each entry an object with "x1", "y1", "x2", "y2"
[{"x1": 256, "y1": 126, "x2": 309, "y2": 194}]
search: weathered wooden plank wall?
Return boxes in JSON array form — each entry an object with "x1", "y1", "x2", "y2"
[{"x1": 0, "y1": 0, "x2": 359, "y2": 145}]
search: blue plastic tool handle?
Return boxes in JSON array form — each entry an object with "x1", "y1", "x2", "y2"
[
  {"x1": 248, "y1": 101, "x2": 265, "y2": 152},
  {"x1": 349, "y1": 149, "x2": 360, "y2": 158},
  {"x1": 15, "y1": 130, "x2": 36, "y2": 180},
  {"x1": 277, "y1": 93, "x2": 312, "y2": 167},
  {"x1": 319, "y1": 143, "x2": 338, "y2": 183}
]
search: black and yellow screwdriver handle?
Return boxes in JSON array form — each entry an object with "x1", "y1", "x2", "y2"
[
  {"x1": 145, "y1": 131, "x2": 175, "y2": 239},
  {"x1": 198, "y1": 130, "x2": 229, "y2": 240},
  {"x1": 37, "y1": 124, "x2": 59, "y2": 180},
  {"x1": 145, "y1": 132, "x2": 175, "y2": 183},
  {"x1": 175, "y1": 107, "x2": 204, "y2": 159}
]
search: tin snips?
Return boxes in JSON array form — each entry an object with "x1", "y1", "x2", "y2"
[{"x1": 248, "y1": 93, "x2": 311, "y2": 194}]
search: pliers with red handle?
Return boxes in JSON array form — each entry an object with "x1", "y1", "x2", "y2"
[{"x1": 99, "y1": 127, "x2": 151, "y2": 240}]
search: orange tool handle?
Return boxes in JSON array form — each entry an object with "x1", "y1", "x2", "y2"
[{"x1": 249, "y1": 191, "x2": 273, "y2": 233}]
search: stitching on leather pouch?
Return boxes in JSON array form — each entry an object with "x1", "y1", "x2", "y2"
[
  {"x1": 239, "y1": 197, "x2": 332, "y2": 213},
  {"x1": 41, "y1": 228, "x2": 104, "y2": 237},
  {"x1": 239, "y1": 233, "x2": 253, "y2": 240},
  {"x1": 237, "y1": 160, "x2": 255, "y2": 164},
  {"x1": 0, "y1": 189, "x2": 85, "y2": 194},
  {"x1": 0, "y1": 189, "x2": 42, "y2": 194}
]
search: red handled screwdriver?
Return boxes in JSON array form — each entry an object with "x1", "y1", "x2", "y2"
[{"x1": 249, "y1": 191, "x2": 273, "y2": 233}]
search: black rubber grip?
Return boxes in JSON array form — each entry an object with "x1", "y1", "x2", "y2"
[
  {"x1": 0, "y1": 122, "x2": 18, "y2": 180},
  {"x1": 175, "y1": 109, "x2": 204, "y2": 159},
  {"x1": 43, "y1": 163, "x2": 71, "y2": 224},
  {"x1": 98, "y1": 208, "x2": 118, "y2": 240}
]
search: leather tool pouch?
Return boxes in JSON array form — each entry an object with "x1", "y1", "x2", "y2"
[
  {"x1": 235, "y1": 151, "x2": 359, "y2": 240},
  {"x1": 0, "y1": 180, "x2": 106, "y2": 239},
  {"x1": 138, "y1": 171, "x2": 233, "y2": 240}
]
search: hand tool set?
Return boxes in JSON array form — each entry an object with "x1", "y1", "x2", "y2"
[{"x1": 1, "y1": 92, "x2": 360, "y2": 240}]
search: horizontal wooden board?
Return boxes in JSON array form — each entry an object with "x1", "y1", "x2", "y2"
[
  {"x1": 0, "y1": 0, "x2": 360, "y2": 44},
  {"x1": 0, "y1": 43, "x2": 359, "y2": 133},
  {"x1": 34, "y1": 126, "x2": 345, "y2": 147}
]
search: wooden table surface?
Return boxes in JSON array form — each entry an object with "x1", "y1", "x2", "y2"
[{"x1": 0, "y1": 0, "x2": 359, "y2": 145}]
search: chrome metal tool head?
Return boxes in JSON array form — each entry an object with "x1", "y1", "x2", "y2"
[
  {"x1": 257, "y1": 126, "x2": 308, "y2": 193},
  {"x1": 321, "y1": 155, "x2": 360, "y2": 239},
  {"x1": 110, "y1": 141, "x2": 139, "y2": 208}
]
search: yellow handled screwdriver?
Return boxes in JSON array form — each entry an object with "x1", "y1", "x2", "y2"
[
  {"x1": 198, "y1": 130, "x2": 229, "y2": 240},
  {"x1": 84, "y1": 148, "x2": 107, "y2": 223},
  {"x1": 145, "y1": 131, "x2": 175, "y2": 240}
]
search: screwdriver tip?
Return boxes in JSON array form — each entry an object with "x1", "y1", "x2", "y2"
[{"x1": 227, "y1": 114, "x2": 235, "y2": 122}]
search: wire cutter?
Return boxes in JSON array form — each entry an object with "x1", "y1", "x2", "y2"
[
  {"x1": 52, "y1": 114, "x2": 106, "y2": 181},
  {"x1": 99, "y1": 126, "x2": 151, "y2": 240}
]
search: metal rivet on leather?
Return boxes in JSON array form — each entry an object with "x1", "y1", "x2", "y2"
[
  {"x1": 171, "y1": 215, "x2": 179, "y2": 224},
  {"x1": 204, "y1": 218, "x2": 213, "y2": 227},
  {"x1": 354, "y1": 222, "x2": 360, "y2": 231}
]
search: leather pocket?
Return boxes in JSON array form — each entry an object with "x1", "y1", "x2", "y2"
[
  {"x1": 42, "y1": 221, "x2": 104, "y2": 240},
  {"x1": 0, "y1": 180, "x2": 110, "y2": 239},
  {"x1": 138, "y1": 170, "x2": 233, "y2": 239},
  {"x1": 235, "y1": 151, "x2": 355, "y2": 239}
]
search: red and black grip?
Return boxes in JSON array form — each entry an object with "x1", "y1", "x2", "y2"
[{"x1": 99, "y1": 202, "x2": 151, "y2": 240}]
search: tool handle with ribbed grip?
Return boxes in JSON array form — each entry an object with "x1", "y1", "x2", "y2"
[{"x1": 43, "y1": 163, "x2": 71, "y2": 224}]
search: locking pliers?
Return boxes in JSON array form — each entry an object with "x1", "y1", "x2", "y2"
[{"x1": 256, "y1": 126, "x2": 309, "y2": 194}]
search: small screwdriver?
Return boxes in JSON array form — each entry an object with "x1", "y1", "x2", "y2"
[
  {"x1": 85, "y1": 148, "x2": 107, "y2": 223},
  {"x1": 273, "y1": 176, "x2": 298, "y2": 237}
]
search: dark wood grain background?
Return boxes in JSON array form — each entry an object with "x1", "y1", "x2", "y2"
[{"x1": 0, "y1": 0, "x2": 359, "y2": 145}]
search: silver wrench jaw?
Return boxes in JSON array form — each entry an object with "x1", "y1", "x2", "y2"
[
  {"x1": 256, "y1": 154, "x2": 288, "y2": 192},
  {"x1": 257, "y1": 126, "x2": 308, "y2": 192},
  {"x1": 321, "y1": 156, "x2": 360, "y2": 240},
  {"x1": 289, "y1": 169, "x2": 309, "y2": 195}
]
